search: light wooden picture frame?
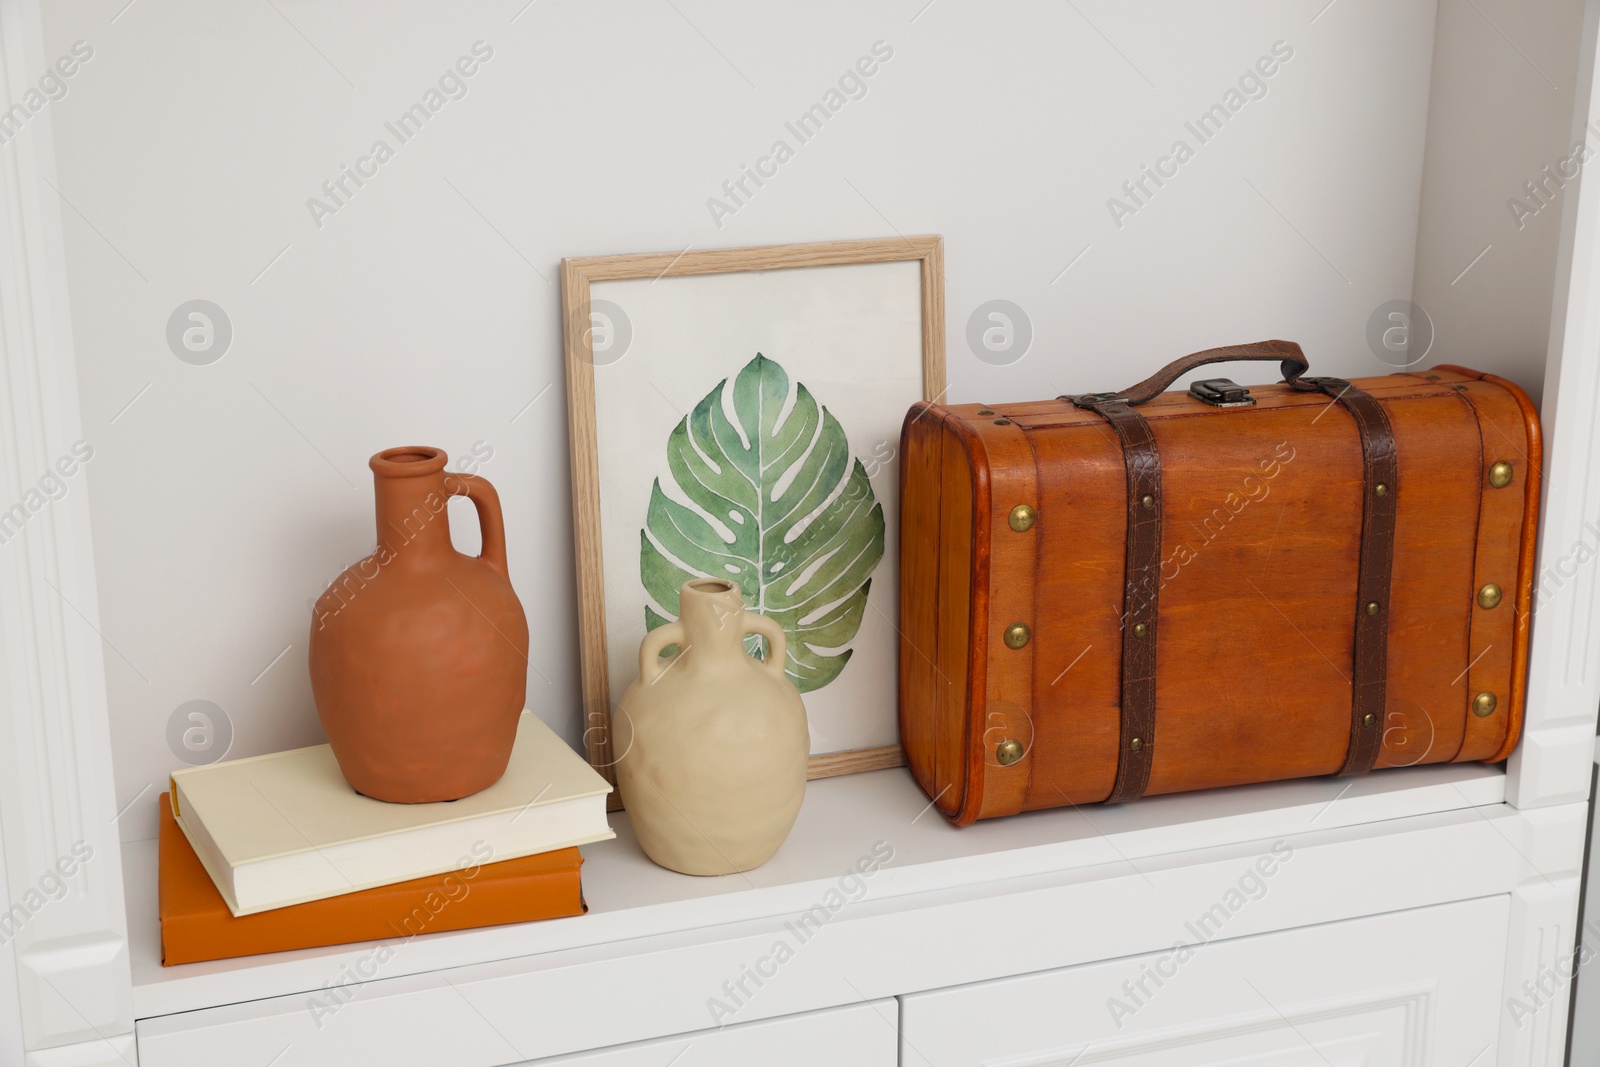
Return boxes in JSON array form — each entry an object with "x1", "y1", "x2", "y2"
[{"x1": 561, "y1": 236, "x2": 946, "y2": 789}]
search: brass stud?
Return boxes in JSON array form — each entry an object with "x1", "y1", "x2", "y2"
[
  {"x1": 1141, "y1": 494, "x2": 1156, "y2": 510},
  {"x1": 1004, "y1": 623, "x2": 1031, "y2": 649},
  {"x1": 1129, "y1": 737, "x2": 1144, "y2": 752},
  {"x1": 1009, "y1": 504, "x2": 1037, "y2": 532},
  {"x1": 994, "y1": 418, "x2": 1012, "y2": 426},
  {"x1": 1488, "y1": 462, "x2": 1513, "y2": 489},
  {"x1": 1472, "y1": 691, "x2": 1498, "y2": 717},
  {"x1": 1363, "y1": 713, "x2": 1377, "y2": 726},
  {"x1": 1132, "y1": 622, "x2": 1149, "y2": 638},
  {"x1": 1477, "y1": 583, "x2": 1503, "y2": 609},
  {"x1": 1374, "y1": 483, "x2": 1389, "y2": 497},
  {"x1": 1365, "y1": 601, "x2": 1381, "y2": 616},
  {"x1": 996, "y1": 738, "x2": 1024, "y2": 766},
  {"x1": 977, "y1": 408, "x2": 995, "y2": 416}
]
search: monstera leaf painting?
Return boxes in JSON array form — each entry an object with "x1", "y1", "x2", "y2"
[{"x1": 640, "y1": 354, "x2": 885, "y2": 693}]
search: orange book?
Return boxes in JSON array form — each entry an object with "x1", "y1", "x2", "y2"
[{"x1": 158, "y1": 794, "x2": 586, "y2": 966}]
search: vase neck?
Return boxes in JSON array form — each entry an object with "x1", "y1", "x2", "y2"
[
  {"x1": 370, "y1": 447, "x2": 455, "y2": 562},
  {"x1": 679, "y1": 579, "x2": 747, "y2": 652}
]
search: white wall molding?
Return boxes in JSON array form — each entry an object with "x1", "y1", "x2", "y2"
[
  {"x1": 1508, "y1": 0, "x2": 1600, "y2": 811},
  {"x1": 1500, "y1": 875, "x2": 1582, "y2": 1067},
  {"x1": 0, "y1": 0, "x2": 131, "y2": 1057}
]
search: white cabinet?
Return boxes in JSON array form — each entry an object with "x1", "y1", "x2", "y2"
[
  {"x1": 900, "y1": 895, "x2": 1509, "y2": 1066},
  {"x1": 5, "y1": 0, "x2": 1600, "y2": 1065},
  {"x1": 515, "y1": 1001, "x2": 897, "y2": 1066}
]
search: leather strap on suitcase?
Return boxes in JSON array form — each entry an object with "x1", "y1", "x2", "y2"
[{"x1": 1289, "y1": 373, "x2": 1398, "y2": 778}]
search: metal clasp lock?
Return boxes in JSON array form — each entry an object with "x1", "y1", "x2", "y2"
[{"x1": 1188, "y1": 378, "x2": 1256, "y2": 408}]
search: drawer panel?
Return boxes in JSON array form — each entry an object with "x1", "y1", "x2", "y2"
[
  {"x1": 517, "y1": 1000, "x2": 897, "y2": 1065},
  {"x1": 900, "y1": 894, "x2": 1508, "y2": 1066}
]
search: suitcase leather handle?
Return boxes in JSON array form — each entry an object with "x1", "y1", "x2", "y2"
[{"x1": 1083, "y1": 340, "x2": 1310, "y2": 407}]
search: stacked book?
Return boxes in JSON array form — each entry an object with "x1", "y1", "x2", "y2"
[{"x1": 160, "y1": 711, "x2": 613, "y2": 966}]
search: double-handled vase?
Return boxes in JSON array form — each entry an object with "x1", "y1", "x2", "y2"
[{"x1": 615, "y1": 578, "x2": 808, "y2": 875}]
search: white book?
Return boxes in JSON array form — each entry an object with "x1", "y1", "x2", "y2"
[{"x1": 170, "y1": 711, "x2": 614, "y2": 916}]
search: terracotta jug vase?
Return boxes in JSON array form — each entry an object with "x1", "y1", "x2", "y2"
[
  {"x1": 615, "y1": 578, "x2": 809, "y2": 875},
  {"x1": 309, "y1": 446, "x2": 529, "y2": 803}
]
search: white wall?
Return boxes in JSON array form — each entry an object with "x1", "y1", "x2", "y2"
[
  {"x1": 33, "y1": 0, "x2": 1463, "y2": 842},
  {"x1": 0, "y1": 813, "x2": 22, "y2": 1067},
  {"x1": 1412, "y1": 0, "x2": 1588, "y2": 400}
]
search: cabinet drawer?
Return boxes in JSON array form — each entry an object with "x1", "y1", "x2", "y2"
[
  {"x1": 900, "y1": 895, "x2": 1508, "y2": 1066},
  {"x1": 516, "y1": 1000, "x2": 897, "y2": 1065},
  {"x1": 137, "y1": 990, "x2": 896, "y2": 1067}
]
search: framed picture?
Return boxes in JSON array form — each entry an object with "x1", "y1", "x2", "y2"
[{"x1": 562, "y1": 236, "x2": 945, "y2": 787}]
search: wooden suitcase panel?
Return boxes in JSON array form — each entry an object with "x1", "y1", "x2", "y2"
[
  {"x1": 898, "y1": 406, "x2": 945, "y2": 795},
  {"x1": 1023, "y1": 421, "x2": 1125, "y2": 810},
  {"x1": 935, "y1": 430, "x2": 976, "y2": 817},
  {"x1": 897, "y1": 404, "x2": 977, "y2": 819},
  {"x1": 1141, "y1": 405, "x2": 1365, "y2": 796},
  {"x1": 1373, "y1": 393, "x2": 1483, "y2": 768},
  {"x1": 1438, "y1": 369, "x2": 1542, "y2": 762},
  {"x1": 967, "y1": 417, "x2": 1040, "y2": 821},
  {"x1": 1482, "y1": 371, "x2": 1542, "y2": 761}
]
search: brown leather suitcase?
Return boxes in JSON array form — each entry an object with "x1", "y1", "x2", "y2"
[{"x1": 898, "y1": 341, "x2": 1541, "y2": 824}]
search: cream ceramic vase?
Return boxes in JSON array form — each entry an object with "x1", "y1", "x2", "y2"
[{"x1": 615, "y1": 578, "x2": 809, "y2": 876}]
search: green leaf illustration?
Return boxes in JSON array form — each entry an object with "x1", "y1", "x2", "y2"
[{"x1": 641, "y1": 353, "x2": 885, "y2": 693}]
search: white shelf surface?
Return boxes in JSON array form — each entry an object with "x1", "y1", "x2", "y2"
[{"x1": 125, "y1": 761, "x2": 1506, "y2": 1021}]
